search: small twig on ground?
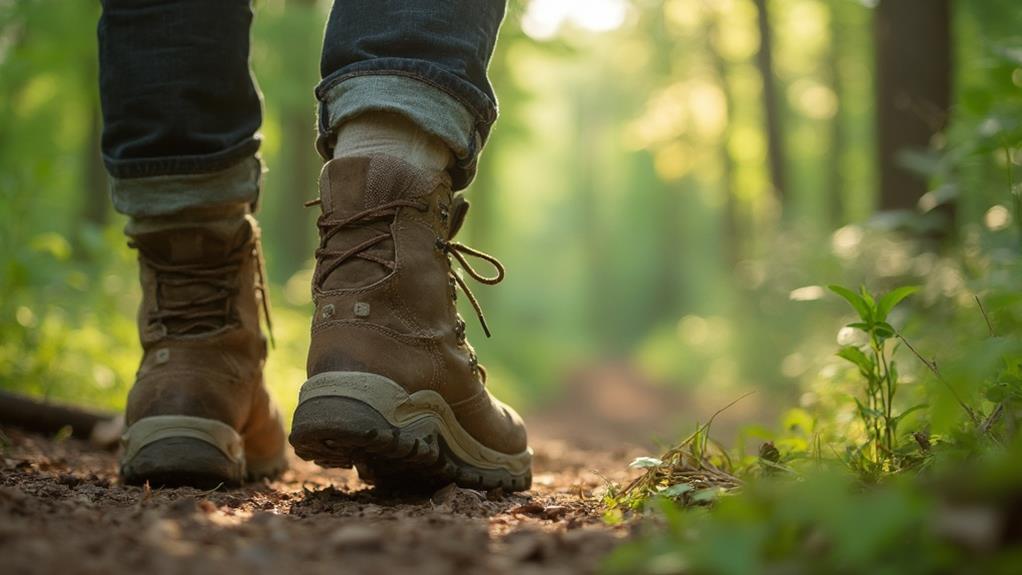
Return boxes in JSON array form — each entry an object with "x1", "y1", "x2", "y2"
[
  {"x1": 618, "y1": 392, "x2": 755, "y2": 507},
  {"x1": 706, "y1": 391, "x2": 757, "y2": 429},
  {"x1": 895, "y1": 333, "x2": 979, "y2": 425},
  {"x1": 200, "y1": 482, "x2": 226, "y2": 496},
  {"x1": 980, "y1": 402, "x2": 1005, "y2": 436},
  {"x1": 975, "y1": 295, "x2": 995, "y2": 337},
  {"x1": 895, "y1": 333, "x2": 1000, "y2": 446}
]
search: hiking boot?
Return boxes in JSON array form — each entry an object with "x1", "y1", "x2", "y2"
[
  {"x1": 119, "y1": 208, "x2": 287, "y2": 488},
  {"x1": 289, "y1": 155, "x2": 532, "y2": 492}
]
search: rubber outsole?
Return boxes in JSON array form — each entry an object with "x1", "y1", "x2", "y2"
[
  {"x1": 119, "y1": 415, "x2": 286, "y2": 489},
  {"x1": 120, "y1": 437, "x2": 242, "y2": 489},
  {"x1": 289, "y1": 395, "x2": 531, "y2": 492}
]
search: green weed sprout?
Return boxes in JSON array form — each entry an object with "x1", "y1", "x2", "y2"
[{"x1": 829, "y1": 285, "x2": 921, "y2": 476}]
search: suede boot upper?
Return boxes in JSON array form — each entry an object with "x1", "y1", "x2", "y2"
[
  {"x1": 125, "y1": 212, "x2": 286, "y2": 468},
  {"x1": 307, "y1": 155, "x2": 528, "y2": 457}
]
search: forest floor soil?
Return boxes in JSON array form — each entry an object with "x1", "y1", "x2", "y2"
[{"x1": 0, "y1": 421, "x2": 646, "y2": 575}]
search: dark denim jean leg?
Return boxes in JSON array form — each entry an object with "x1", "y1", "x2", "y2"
[
  {"x1": 97, "y1": 0, "x2": 263, "y2": 217},
  {"x1": 317, "y1": 0, "x2": 507, "y2": 191}
]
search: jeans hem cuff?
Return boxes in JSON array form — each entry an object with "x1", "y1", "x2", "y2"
[
  {"x1": 103, "y1": 137, "x2": 262, "y2": 180},
  {"x1": 110, "y1": 156, "x2": 262, "y2": 218}
]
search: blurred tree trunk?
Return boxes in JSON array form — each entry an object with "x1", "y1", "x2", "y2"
[
  {"x1": 83, "y1": 106, "x2": 109, "y2": 228},
  {"x1": 463, "y1": 24, "x2": 529, "y2": 313},
  {"x1": 82, "y1": 27, "x2": 109, "y2": 231},
  {"x1": 274, "y1": 0, "x2": 319, "y2": 281},
  {"x1": 650, "y1": 9, "x2": 684, "y2": 317},
  {"x1": 874, "y1": 0, "x2": 952, "y2": 214},
  {"x1": 574, "y1": 86, "x2": 612, "y2": 340},
  {"x1": 826, "y1": 0, "x2": 846, "y2": 227},
  {"x1": 465, "y1": 28, "x2": 510, "y2": 260},
  {"x1": 279, "y1": 107, "x2": 316, "y2": 277},
  {"x1": 654, "y1": 175, "x2": 685, "y2": 316},
  {"x1": 704, "y1": 9, "x2": 739, "y2": 264},
  {"x1": 753, "y1": 0, "x2": 787, "y2": 206}
]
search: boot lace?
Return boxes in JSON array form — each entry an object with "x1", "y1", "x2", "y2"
[
  {"x1": 308, "y1": 197, "x2": 428, "y2": 285},
  {"x1": 435, "y1": 238, "x2": 504, "y2": 338},
  {"x1": 307, "y1": 197, "x2": 505, "y2": 337},
  {"x1": 132, "y1": 238, "x2": 275, "y2": 344}
]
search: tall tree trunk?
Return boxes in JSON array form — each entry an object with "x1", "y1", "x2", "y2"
[
  {"x1": 464, "y1": 27, "x2": 512, "y2": 260},
  {"x1": 278, "y1": 106, "x2": 316, "y2": 278},
  {"x1": 83, "y1": 106, "x2": 109, "y2": 228},
  {"x1": 827, "y1": 0, "x2": 846, "y2": 227},
  {"x1": 654, "y1": 174, "x2": 685, "y2": 318},
  {"x1": 874, "y1": 0, "x2": 952, "y2": 214},
  {"x1": 575, "y1": 86, "x2": 610, "y2": 340},
  {"x1": 82, "y1": 24, "x2": 109, "y2": 232},
  {"x1": 704, "y1": 9, "x2": 739, "y2": 264},
  {"x1": 462, "y1": 25, "x2": 524, "y2": 313},
  {"x1": 274, "y1": 0, "x2": 319, "y2": 281},
  {"x1": 753, "y1": 0, "x2": 787, "y2": 206},
  {"x1": 650, "y1": 10, "x2": 684, "y2": 317}
]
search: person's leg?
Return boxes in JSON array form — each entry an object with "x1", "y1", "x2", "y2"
[
  {"x1": 99, "y1": 0, "x2": 262, "y2": 216},
  {"x1": 316, "y1": 0, "x2": 506, "y2": 189},
  {"x1": 99, "y1": 0, "x2": 285, "y2": 487},
  {"x1": 289, "y1": 0, "x2": 532, "y2": 492}
]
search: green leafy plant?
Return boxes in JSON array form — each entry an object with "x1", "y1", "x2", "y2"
[
  {"x1": 604, "y1": 441, "x2": 1022, "y2": 575},
  {"x1": 829, "y1": 285, "x2": 921, "y2": 476}
]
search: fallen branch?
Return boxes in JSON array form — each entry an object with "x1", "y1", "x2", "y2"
[{"x1": 0, "y1": 390, "x2": 122, "y2": 449}]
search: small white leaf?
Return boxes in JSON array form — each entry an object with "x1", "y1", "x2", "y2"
[{"x1": 629, "y1": 456, "x2": 663, "y2": 469}]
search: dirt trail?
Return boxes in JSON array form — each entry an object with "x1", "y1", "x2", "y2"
[{"x1": 0, "y1": 425, "x2": 643, "y2": 575}]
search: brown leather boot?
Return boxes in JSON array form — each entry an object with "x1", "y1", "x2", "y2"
[
  {"x1": 119, "y1": 208, "x2": 287, "y2": 487},
  {"x1": 289, "y1": 155, "x2": 532, "y2": 492}
]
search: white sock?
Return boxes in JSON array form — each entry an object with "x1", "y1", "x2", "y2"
[{"x1": 332, "y1": 112, "x2": 453, "y2": 173}]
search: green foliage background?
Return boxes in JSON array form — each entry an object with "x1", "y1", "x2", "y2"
[
  {"x1": 1, "y1": 0, "x2": 1020, "y2": 436},
  {"x1": 3, "y1": 0, "x2": 1022, "y2": 572}
]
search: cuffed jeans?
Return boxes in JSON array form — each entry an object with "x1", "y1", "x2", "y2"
[{"x1": 97, "y1": 0, "x2": 506, "y2": 217}]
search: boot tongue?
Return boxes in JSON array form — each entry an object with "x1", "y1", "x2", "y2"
[
  {"x1": 316, "y1": 155, "x2": 439, "y2": 290},
  {"x1": 448, "y1": 194, "x2": 471, "y2": 240},
  {"x1": 127, "y1": 214, "x2": 250, "y2": 266}
]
